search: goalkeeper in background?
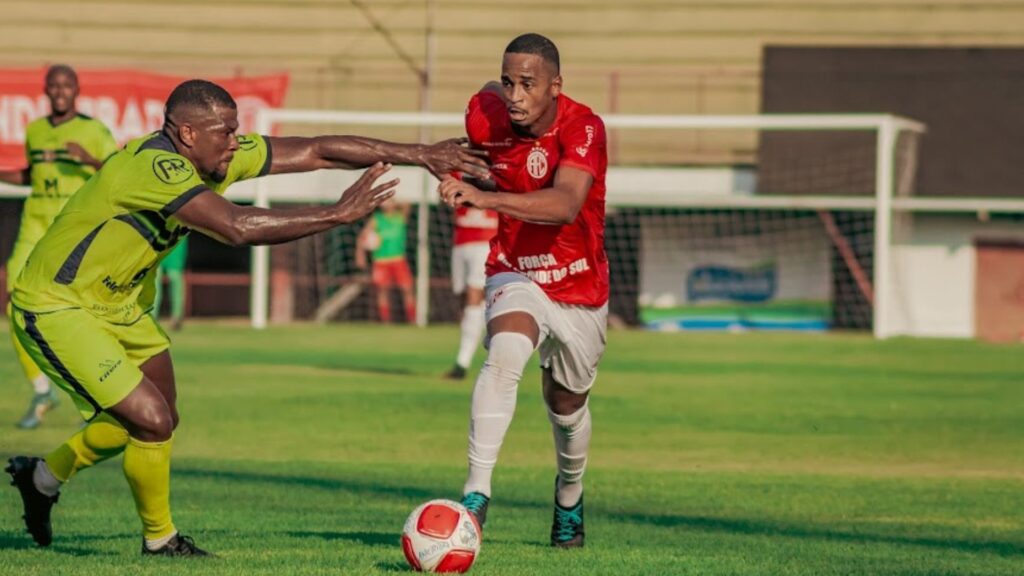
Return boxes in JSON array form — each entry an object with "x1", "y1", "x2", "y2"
[{"x1": 0, "y1": 64, "x2": 119, "y2": 429}]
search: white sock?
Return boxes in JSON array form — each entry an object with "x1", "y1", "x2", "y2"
[
  {"x1": 455, "y1": 304, "x2": 486, "y2": 369},
  {"x1": 548, "y1": 401, "x2": 592, "y2": 508},
  {"x1": 32, "y1": 374, "x2": 51, "y2": 395},
  {"x1": 145, "y1": 531, "x2": 178, "y2": 551},
  {"x1": 463, "y1": 332, "x2": 535, "y2": 498},
  {"x1": 33, "y1": 460, "x2": 62, "y2": 497}
]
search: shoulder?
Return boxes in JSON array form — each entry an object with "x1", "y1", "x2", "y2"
[
  {"x1": 24, "y1": 117, "x2": 49, "y2": 138},
  {"x1": 76, "y1": 114, "x2": 114, "y2": 134},
  {"x1": 558, "y1": 97, "x2": 605, "y2": 143},
  {"x1": 560, "y1": 96, "x2": 603, "y2": 130},
  {"x1": 128, "y1": 141, "x2": 199, "y2": 189},
  {"x1": 26, "y1": 117, "x2": 49, "y2": 130}
]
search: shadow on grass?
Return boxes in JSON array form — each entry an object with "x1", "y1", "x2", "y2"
[
  {"x1": 618, "y1": 513, "x2": 1024, "y2": 558},
  {"x1": 313, "y1": 362, "x2": 416, "y2": 377},
  {"x1": 287, "y1": 530, "x2": 396, "y2": 547},
  {"x1": 176, "y1": 466, "x2": 449, "y2": 504},
  {"x1": 374, "y1": 560, "x2": 412, "y2": 572},
  {"x1": 176, "y1": 466, "x2": 1024, "y2": 559},
  {"x1": 0, "y1": 531, "x2": 114, "y2": 556}
]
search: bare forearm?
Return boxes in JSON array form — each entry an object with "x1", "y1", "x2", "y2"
[
  {"x1": 313, "y1": 136, "x2": 426, "y2": 170},
  {"x1": 476, "y1": 188, "x2": 578, "y2": 225},
  {"x1": 215, "y1": 205, "x2": 351, "y2": 247}
]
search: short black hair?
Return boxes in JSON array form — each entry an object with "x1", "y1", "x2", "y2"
[
  {"x1": 164, "y1": 79, "x2": 236, "y2": 120},
  {"x1": 45, "y1": 64, "x2": 78, "y2": 85},
  {"x1": 505, "y1": 33, "x2": 560, "y2": 73}
]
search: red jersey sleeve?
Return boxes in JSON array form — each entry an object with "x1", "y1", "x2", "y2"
[{"x1": 558, "y1": 114, "x2": 606, "y2": 178}]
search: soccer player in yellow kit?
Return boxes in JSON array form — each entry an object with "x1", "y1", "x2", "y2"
[
  {"x1": 0, "y1": 65, "x2": 119, "y2": 429},
  {"x1": 4, "y1": 79, "x2": 489, "y2": 556}
]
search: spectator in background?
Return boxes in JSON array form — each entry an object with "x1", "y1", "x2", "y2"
[
  {"x1": 0, "y1": 64, "x2": 119, "y2": 429},
  {"x1": 357, "y1": 198, "x2": 417, "y2": 324}
]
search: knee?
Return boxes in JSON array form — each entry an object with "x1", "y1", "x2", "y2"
[
  {"x1": 132, "y1": 405, "x2": 174, "y2": 441},
  {"x1": 543, "y1": 372, "x2": 588, "y2": 415},
  {"x1": 546, "y1": 394, "x2": 587, "y2": 416},
  {"x1": 483, "y1": 331, "x2": 535, "y2": 377}
]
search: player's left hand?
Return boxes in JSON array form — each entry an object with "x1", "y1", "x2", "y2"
[
  {"x1": 65, "y1": 142, "x2": 100, "y2": 168},
  {"x1": 438, "y1": 175, "x2": 485, "y2": 208},
  {"x1": 422, "y1": 138, "x2": 490, "y2": 181}
]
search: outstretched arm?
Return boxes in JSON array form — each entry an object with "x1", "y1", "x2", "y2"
[
  {"x1": 175, "y1": 162, "x2": 398, "y2": 247},
  {"x1": 266, "y1": 135, "x2": 490, "y2": 180},
  {"x1": 438, "y1": 166, "x2": 592, "y2": 225}
]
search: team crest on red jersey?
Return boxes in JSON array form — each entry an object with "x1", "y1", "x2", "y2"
[{"x1": 526, "y1": 147, "x2": 549, "y2": 179}]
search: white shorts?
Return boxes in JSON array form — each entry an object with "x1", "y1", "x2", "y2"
[
  {"x1": 484, "y1": 272, "x2": 608, "y2": 393},
  {"x1": 451, "y1": 242, "x2": 490, "y2": 294}
]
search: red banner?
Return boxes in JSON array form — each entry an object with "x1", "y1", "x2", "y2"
[{"x1": 0, "y1": 68, "x2": 290, "y2": 169}]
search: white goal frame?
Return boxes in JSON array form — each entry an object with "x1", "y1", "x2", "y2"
[{"x1": 249, "y1": 109, "x2": 943, "y2": 338}]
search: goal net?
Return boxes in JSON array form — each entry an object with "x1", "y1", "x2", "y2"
[{"x1": 235, "y1": 110, "x2": 947, "y2": 338}]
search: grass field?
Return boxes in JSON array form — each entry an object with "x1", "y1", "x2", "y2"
[{"x1": 1, "y1": 322, "x2": 1022, "y2": 575}]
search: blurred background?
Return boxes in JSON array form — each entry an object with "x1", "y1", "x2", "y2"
[{"x1": 1, "y1": 0, "x2": 1023, "y2": 340}]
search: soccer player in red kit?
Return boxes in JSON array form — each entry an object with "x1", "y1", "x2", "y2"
[{"x1": 438, "y1": 33, "x2": 608, "y2": 548}]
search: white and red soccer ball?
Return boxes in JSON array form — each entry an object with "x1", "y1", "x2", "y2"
[{"x1": 401, "y1": 499, "x2": 481, "y2": 573}]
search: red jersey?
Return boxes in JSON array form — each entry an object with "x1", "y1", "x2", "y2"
[
  {"x1": 464, "y1": 90, "x2": 609, "y2": 307},
  {"x1": 454, "y1": 206, "x2": 498, "y2": 246}
]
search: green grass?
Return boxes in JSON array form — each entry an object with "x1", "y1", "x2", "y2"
[{"x1": 1, "y1": 322, "x2": 1022, "y2": 575}]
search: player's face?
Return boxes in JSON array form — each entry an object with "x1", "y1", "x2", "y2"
[
  {"x1": 45, "y1": 71, "x2": 79, "y2": 116},
  {"x1": 191, "y1": 105, "x2": 240, "y2": 182},
  {"x1": 501, "y1": 53, "x2": 561, "y2": 134}
]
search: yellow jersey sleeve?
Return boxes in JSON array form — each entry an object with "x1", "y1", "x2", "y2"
[
  {"x1": 124, "y1": 150, "x2": 210, "y2": 216},
  {"x1": 222, "y1": 133, "x2": 272, "y2": 187}
]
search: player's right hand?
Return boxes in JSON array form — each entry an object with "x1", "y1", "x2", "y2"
[
  {"x1": 336, "y1": 162, "x2": 399, "y2": 222},
  {"x1": 438, "y1": 175, "x2": 484, "y2": 208}
]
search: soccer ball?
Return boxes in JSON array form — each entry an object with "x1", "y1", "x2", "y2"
[{"x1": 401, "y1": 499, "x2": 481, "y2": 573}]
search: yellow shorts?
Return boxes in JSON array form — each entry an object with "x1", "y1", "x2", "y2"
[{"x1": 10, "y1": 306, "x2": 170, "y2": 421}]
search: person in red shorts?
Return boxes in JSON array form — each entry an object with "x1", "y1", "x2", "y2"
[
  {"x1": 357, "y1": 199, "x2": 416, "y2": 324},
  {"x1": 438, "y1": 32, "x2": 609, "y2": 548}
]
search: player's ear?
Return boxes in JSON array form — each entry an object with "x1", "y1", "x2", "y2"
[
  {"x1": 551, "y1": 74, "x2": 563, "y2": 98},
  {"x1": 179, "y1": 123, "x2": 197, "y2": 148}
]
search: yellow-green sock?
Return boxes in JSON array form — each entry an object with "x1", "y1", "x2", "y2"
[
  {"x1": 123, "y1": 436, "x2": 176, "y2": 540},
  {"x1": 45, "y1": 412, "x2": 129, "y2": 483}
]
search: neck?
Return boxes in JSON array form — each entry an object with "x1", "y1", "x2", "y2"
[
  {"x1": 162, "y1": 126, "x2": 190, "y2": 158},
  {"x1": 49, "y1": 109, "x2": 76, "y2": 126}
]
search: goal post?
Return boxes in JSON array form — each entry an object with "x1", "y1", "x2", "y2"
[{"x1": 245, "y1": 109, "x2": 937, "y2": 338}]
